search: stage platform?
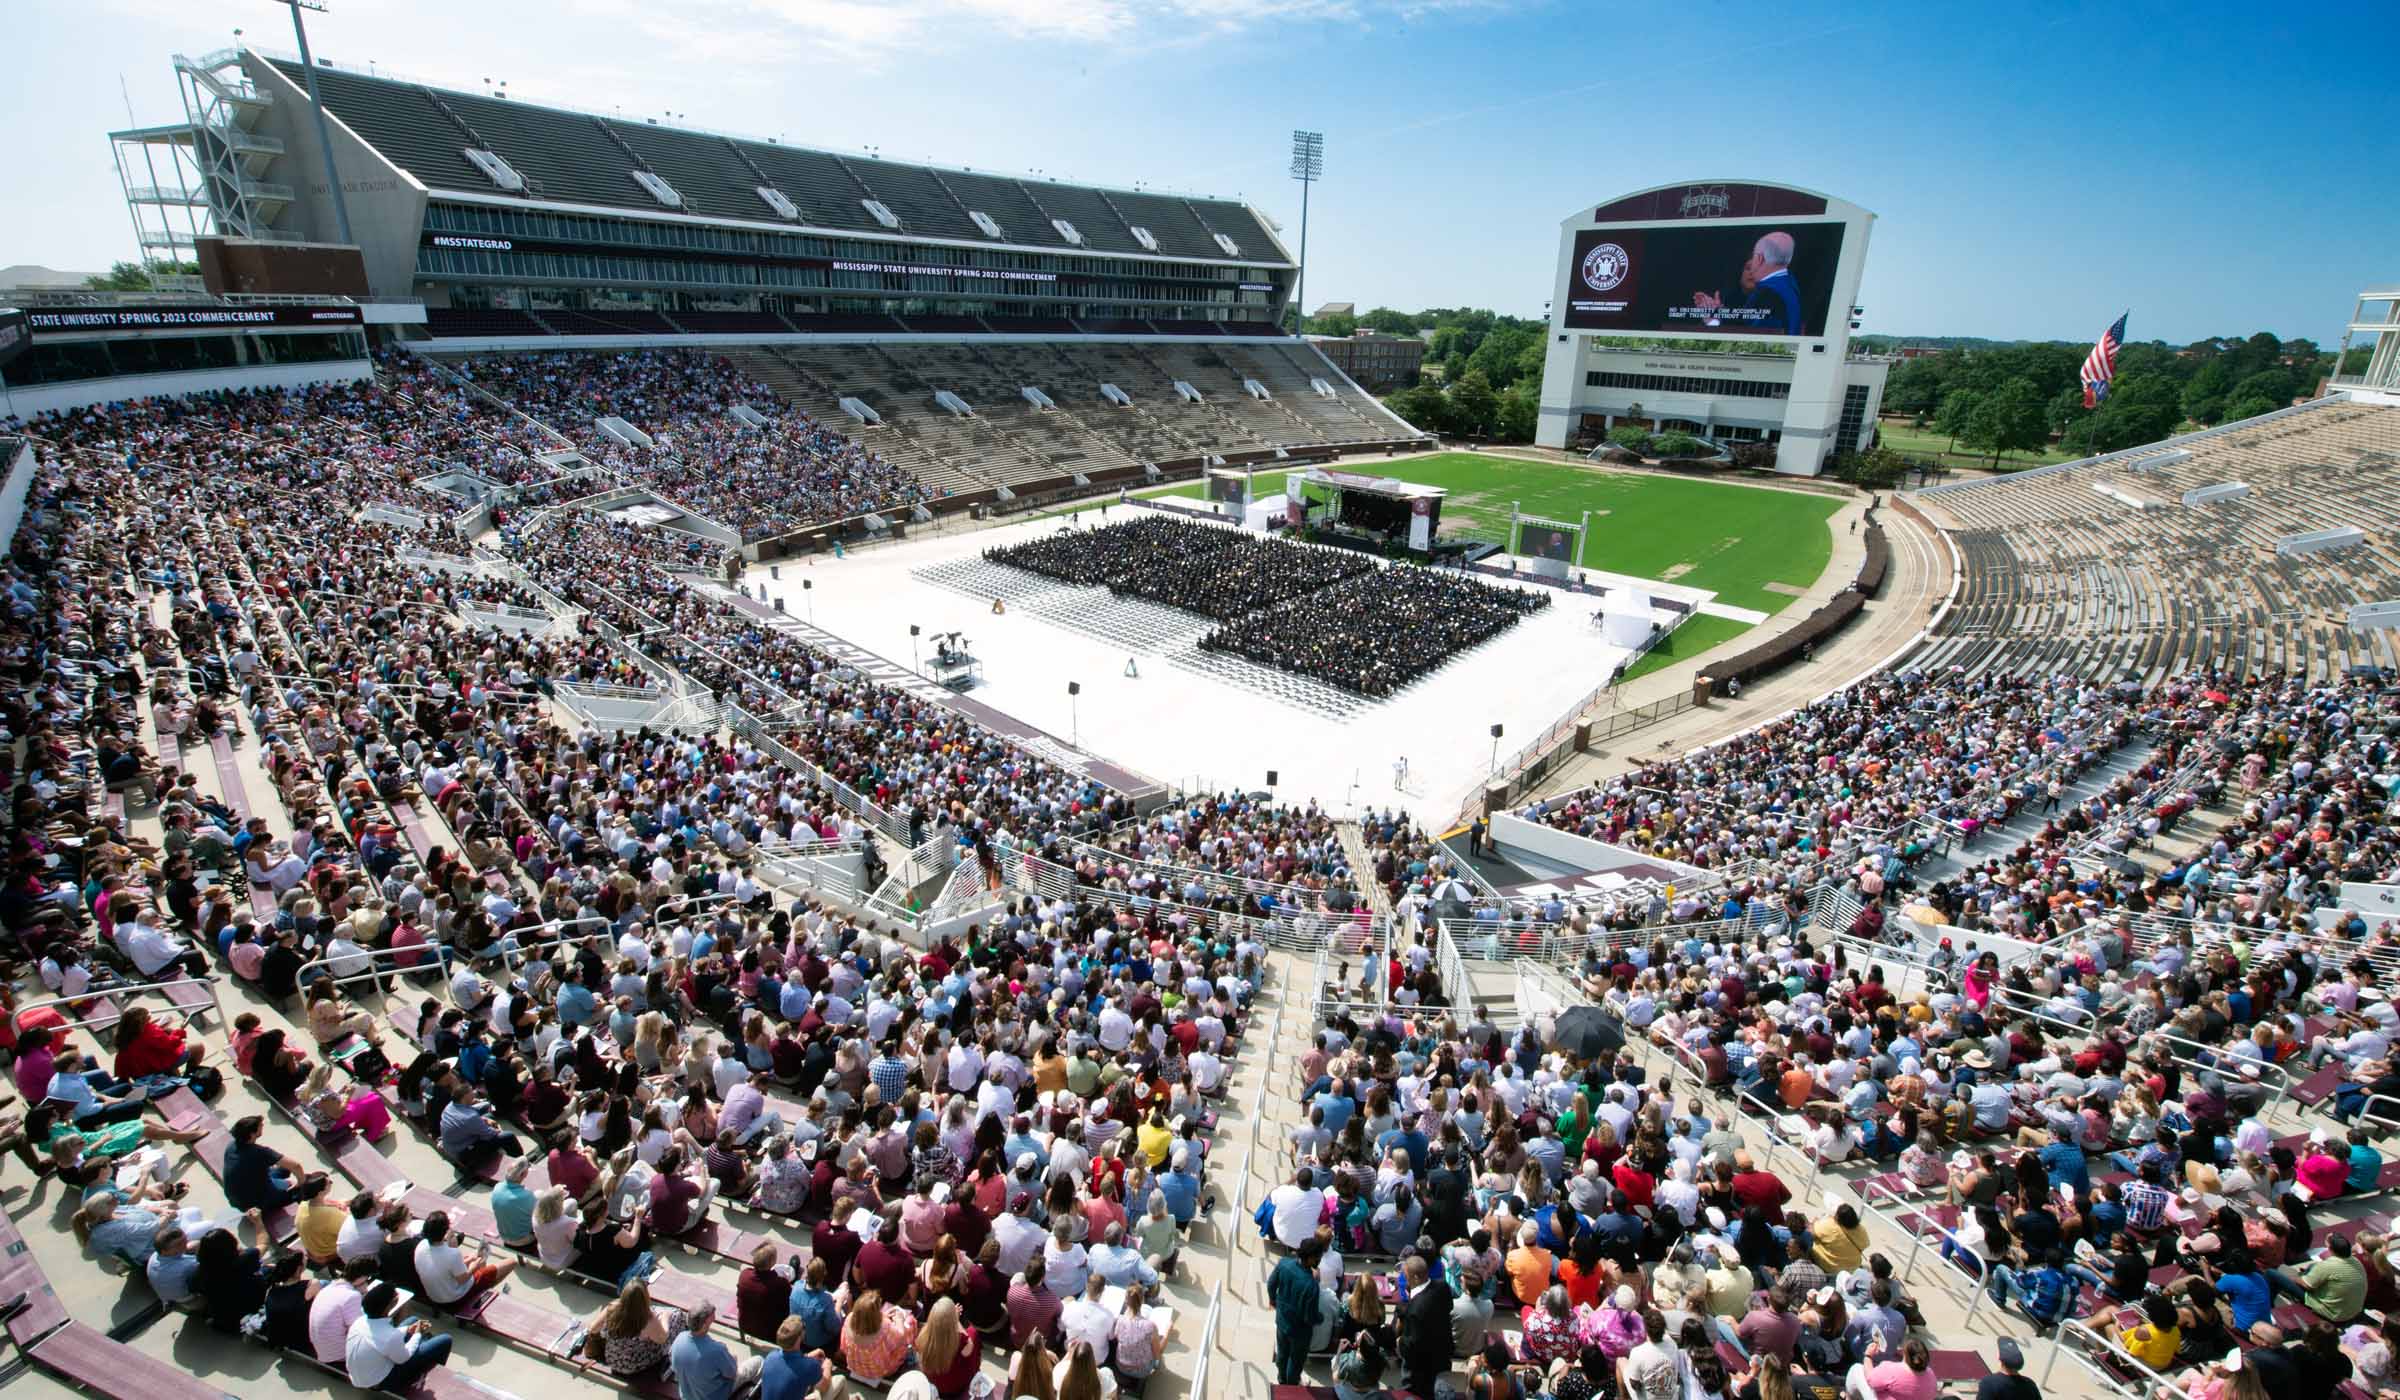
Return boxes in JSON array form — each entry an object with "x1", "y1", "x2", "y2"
[{"x1": 740, "y1": 514, "x2": 1712, "y2": 815}]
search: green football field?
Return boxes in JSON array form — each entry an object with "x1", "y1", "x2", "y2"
[{"x1": 1138, "y1": 451, "x2": 1842, "y2": 615}]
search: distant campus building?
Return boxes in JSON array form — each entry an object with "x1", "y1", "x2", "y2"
[{"x1": 1307, "y1": 330, "x2": 1426, "y2": 391}]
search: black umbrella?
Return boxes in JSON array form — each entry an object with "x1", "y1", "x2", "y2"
[{"x1": 1549, "y1": 1005, "x2": 1623, "y2": 1061}]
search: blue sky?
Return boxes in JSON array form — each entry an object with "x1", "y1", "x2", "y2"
[{"x1": 6, "y1": 0, "x2": 2393, "y2": 344}]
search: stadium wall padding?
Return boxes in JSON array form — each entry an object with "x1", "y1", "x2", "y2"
[
  {"x1": 0, "y1": 357, "x2": 373, "y2": 418},
  {"x1": 0, "y1": 439, "x2": 33, "y2": 551}
]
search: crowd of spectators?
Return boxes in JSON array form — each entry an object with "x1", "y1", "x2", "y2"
[
  {"x1": 453, "y1": 351, "x2": 929, "y2": 540},
  {"x1": 1201, "y1": 565, "x2": 1549, "y2": 698},
  {"x1": 502, "y1": 507, "x2": 1131, "y2": 853},
  {"x1": 365, "y1": 887, "x2": 1264, "y2": 1395},
  {"x1": 1529, "y1": 672, "x2": 2146, "y2": 896},
  {"x1": 1257, "y1": 850, "x2": 2399, "y2": 1400},
  {"x1": 1048, "y1": 797, "x2": 1445, "y2": 947},
  {"x1": 0, "y1": 428, "x2": 1279, "y2": 1399}
]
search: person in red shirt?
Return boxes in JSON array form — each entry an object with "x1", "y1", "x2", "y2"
[
  {"x1": 547, "y1": 1141, "x2": 602, "y2": 1210},
  {"x1": 645, "y1": 1147, "x2": 710, "y2": 1235},
  {"x1": 1730, "y1": 1153, "x2": 1793, "y2": 1214},
  {"x1": 851, "y1": 1213, "x2": 917, "y2": 1303},
  {"x1": 111, "y1": 1006, "x2": 205, "y2": 1081},
  {"x1": 1612, "y1": 1156, "x2": 1657, "y2": 1211},
  {"x1": 734, "y1": 1242, "x2": 792, "y2": 1342},
  {"x1": 810, "y1": 1212, "x2": 861, "y2": 1290}
]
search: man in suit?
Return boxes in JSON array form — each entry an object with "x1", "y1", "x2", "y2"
[
  {"x1": 1694, "y1": 231, "x2": 1804, "y2": 335},
  {"x1": 1397, "y1": 1252, "x2": 1456, "y2": 1396}
]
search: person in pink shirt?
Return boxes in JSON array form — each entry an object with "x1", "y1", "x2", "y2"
[
  {"x1": 1962, "y1": 953, "x2": 1999, "y2": 1011},
  {"x1": 1847, "y1": 1335, "x2": 1939, "y2": 1400},
  {"x1": 12, "y1": 1027, "x2": 58, "y2": 1103},
  {"x1": 2295, "y1": 1132, "x2": 2352, "y2": 1200}
]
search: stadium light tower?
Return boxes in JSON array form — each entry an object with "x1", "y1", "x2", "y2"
[
  {"x1": 1288, "y1": 130, "x2": 1324, "y2": 335},
  {"x1": 273, "y1": 0, "x2": 355, "y2": 247}
]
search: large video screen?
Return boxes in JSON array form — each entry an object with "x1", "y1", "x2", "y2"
[
  {"x1": 1207, "y1": 473, "x2": 1248, "y2": 505},
  {"x1": 1521, "y1": 523, "x2": 1579, "y2": 563},
  {"x1": 1563, "y1": 221, "x2": 1846, "y2": 337}
]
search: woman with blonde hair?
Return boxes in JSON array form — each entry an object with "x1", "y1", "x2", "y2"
[
  {"x1": 631, "y1": 1013, "x2": 672, "y2": 1074},
  {"x1": 586, "y1": 1277, "x2": 684, "y2": 1377},
  {"x1": 531, "y1": 1186, "x2": 579, "y2": 1270},
  {"x1": 913, "y1": 1297, "x2": 982, "y2": 1400},
  {"x1": 678, "y1": 1037, "x2": 714, "y2": 1093},
  {"x1": 839, "y1": 1289, "x2": 917, "y2": 1384},
  {"x1": 298, "y1": 1060, "x2": 393, "y2": 1142},
  {"x1": 1751, "y1": 1352, "x2": 1798, "y2": 1400},
  {"x1": 1335, "y1": 1272, "x2": 1394, "y2": 1354}
]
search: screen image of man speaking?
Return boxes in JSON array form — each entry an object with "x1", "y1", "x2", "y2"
[{"x1": 1691, "y1": 230, "x2": 1802, "y2": 335}]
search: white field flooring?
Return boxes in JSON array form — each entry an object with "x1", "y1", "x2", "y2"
[{"x1": 741, "y1": 511, "x2": 1715, "y2": 818}]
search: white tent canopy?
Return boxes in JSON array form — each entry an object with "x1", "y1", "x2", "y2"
[{"x1": 1601, "y1": 585, "x2": 1653, "y2": 649}]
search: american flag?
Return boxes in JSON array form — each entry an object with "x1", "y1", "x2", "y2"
[{"x1": 2081, "y1": 312, "x2": 2128, "y2": 408}]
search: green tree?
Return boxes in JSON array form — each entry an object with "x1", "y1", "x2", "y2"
[
  {"x1": 1934, "y1": 389, "x2": 1983, "y2": 452},
  {"x1": 1833, "y1": 444, "x2": 1909, "y2": 489},
  {"x1": 2228, "y1": 368, "x2": 2295, "y2": 412},
  {"x1": 1306, "y1": 309, "x2": 1358, "y2": 338},
  {"x1": 2063, "y1": 372, "x2": 2183, "y2": 455},
  {"x1": 1465, "y1": 324, "x2": 1541, "y2": 391},
  {"x1": 1383, "y1": 384, "x2": 1450, "y2": 435},
  {"x1": 1963, "y1": 378, "x2": 2049, "y2": 466},
  {"x1": 2222, "y1": 394, "x2": 2280, "y2": 424},
  {"x1": 1884, "y1": 356, "x2": 1949, "y2": 417},
  {"x1": 1493, "y1": 384, "x2": 1539, "y2": 443},
  {"x1": 1446, "y1": 369, "x2": 1499, "y2": 436},
  {"x1": 1607, "y1": 424, "x2": 1654, "y2": 455},
  {"x1": 82, "y1": 260, "x2": 156, "y2": 291},
  {"x1": 1357, "y1": 308, "x2": 1420, "y2": 336},
  {"x1": 2181, "y1": 359, "x2": 2232, "y2": 425},
  {"x1": 2046, "y1": 385, "x2": 2086, "y2": 436},
  {"x1": 1651, "y1": 431, "x2": 1706, "y2": 458}
]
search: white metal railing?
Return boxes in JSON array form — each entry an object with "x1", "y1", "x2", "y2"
[
  {"x1": 754, "y1": 846, "x2": 865, "y2": 903},
  {"x1": 1060, "y1": 826, "x2": 1345, "y2": 918},
  {"x1": 294, "y1": 940, "x2": 460, "y2": 999},
  {"x1": 1853, "y1": 1180, "x2": 1986, "y2": 1327},
  {"x1": 1190, "y1": 1280, "x2": 1225, "y2": 1400},
  {"x1": 721, "y1": 702, "x2": 913, "y2": 847},
  {"x1": 1010, "y1": 850, "x2": 1379, "y2": 955},
  {"x1": 2041, "y1": 1316, "x2": 2192, "y2": 1397},
  {"x1": 8, "y1": 977, "x2": 223, "y2": 1038},
  {"x1": 460, "y1": 601, "x2": 562, "y2": 635},
  {"x1": 2120, "y1": 907, "x2": 2400, "y2": 976},
  {"x1": 1435, "y1": 923, "x2": 1469, "y2": 1009}
]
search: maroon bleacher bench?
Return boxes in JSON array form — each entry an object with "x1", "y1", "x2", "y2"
[
  {"x1": 31, "y1": 1321, "x2": 238, "y2": 1400},
  {"x1": 0, "y1": 1210, "x2": 72, "y2": 1349},
  {"x1": 1928, "y1": 1349, "x2": 1990, "y2": 1385},
  {"x1": 2288, "y1": 1065, "x2": 2343, "y2": 1107},
  {"x1": 156, "y1": 1086, "x2": 298, "y2": 1241},
  {"x1": 458, "y1": 1289, "x2": 680, "y2": 1399}
]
